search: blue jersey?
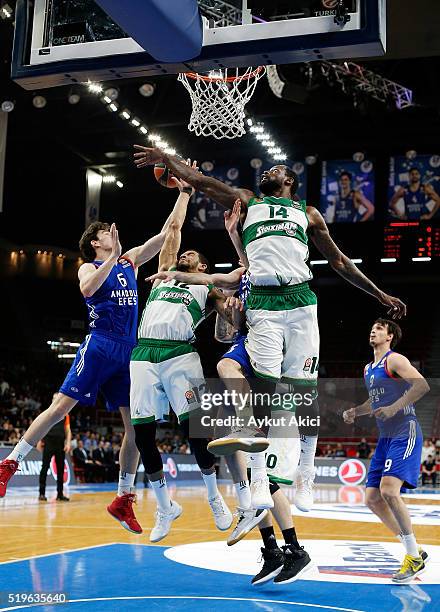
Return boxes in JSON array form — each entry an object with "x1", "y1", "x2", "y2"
[
  {"x1": 403, "y1": 185, "x2": 430, "y2": 219},
  {"x1": 85, "y1": 257, "x2": 138, "y2": 346},
  {"x1": 364, "y1": 350, "x2": 417, "y2": 438},
  {"x1": 335, "y1": 191, "x2": 359, "y2": 223}
]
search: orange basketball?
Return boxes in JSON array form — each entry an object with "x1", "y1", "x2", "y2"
[{"x1": 154, "y1": 163, "x2": 179, "y2": 189}]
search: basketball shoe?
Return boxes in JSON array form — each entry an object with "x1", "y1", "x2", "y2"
[
  {"x1": 251, "y1": 476, "x2": 274, "y2": 510},
  {"x1": 107, "y1": 493, "x2": 142, "y2": 534},
  {"x1": 150, "y1": 500, "x2": 182, "y2": 543},
  {"x1": 392, "y1": 554, "x2": 425, "y2": 584},
  {"x1": 252, "y1": 547, "x2": 285, "y2": 585},
  {"x1": 273, "y1": 545, "x2": 313, "y2": 584},
  {"x1": 208, "y1": 494, "x2": 233, "y2": 530},
  {"x1": 294, "y1": 469, "x2": 315, "y2": 512},
  {"x1": 0, "y1": 459, "x2": 19, "y2": 497},
  {"x1": 227, "y1": 507, "x2": 268, "y2": 546},
  {"x1": 207, "y1": 427, "x2": 269, "y2": 456}
]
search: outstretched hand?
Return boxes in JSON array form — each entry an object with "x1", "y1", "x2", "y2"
[
  {"x1": 378, "y1": 293, "x2": 407, "y2": 319},
  {"x1": 110, "y1": 223, "x2": 122, "y2": 260},
  {"x1": 224, "y1": 199, "x2": 242, "y2": 234},
  {"x1": 133, "y1": 145, "x2": 164, "y2": 168}
]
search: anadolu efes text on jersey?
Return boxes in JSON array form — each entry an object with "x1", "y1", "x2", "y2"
[
  {"x1": 138, "y1": 279, "x2": 212, "y2": 343},
  {"x1": 364, "y1": 350, "x2": 418, "y2": 438},
  {"x1": 242, "y1": 196, "x2": 312, "y2": 286},
  {"x1": 84, "y1": 257, "x2": 138, "y2": 345}
]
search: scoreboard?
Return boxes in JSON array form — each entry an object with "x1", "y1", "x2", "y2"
[{"x1": 383, "y1": 222, "x2": 440, "y2": 260}]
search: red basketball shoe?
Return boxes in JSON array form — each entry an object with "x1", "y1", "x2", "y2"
[
  {"x1": 0, "y1": 459, "x2": 19, "y2": 497},
  {"x1": 107, "y1": 493, "x2": 143, "y2": 534}
]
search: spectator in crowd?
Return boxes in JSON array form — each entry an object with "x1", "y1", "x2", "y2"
[
  {"x1": 72, "y1": 440, "x2": 96, "y2": 482},
  {"x1": 333, "y1": 443, "x2": 347, "y2": 458},
  {"x1": 92, "y1": 440, "x2": 108, "y2": 482},
  {"x1": 357, "y1": 438, "x2": 371, "y2": 459},
  {"x1": 421, "y1": 439, "x2": 436, "y2": 463},
  {"x1": 421, "y1": 455, "x2": 437, "y2": 487},
  {"x1": 324, "y1": 444, "x2": 334, "y2": 457},
  {"x1": 0, "y1": 377, "x2": 10, "y2": 397}
]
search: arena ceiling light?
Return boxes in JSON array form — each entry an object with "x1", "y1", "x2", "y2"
[
  {"x1": 139, "y1": 83, "x2": 156, "y2": 98},
  {"x1": 68, "y1": 91, "x2": 81, "y2": 105},
  {"x1": 0, "y1": 2, "x2": 12, "y2": 19},
  {"x1": 32, "y1": 95, "x2": 47, "y2": 109},
  {"x1": 249, "y1": 121, "x2": 287, "y2": 162},
  {"x1": 104, "y1": 87, "x2": 119, "y2": 101},
  {"x1": 1, "y1": 100, "x2": 14, "y2": 112},
  {"x1": 87, "y1": 81, "x2": 181, "y2": 159}
]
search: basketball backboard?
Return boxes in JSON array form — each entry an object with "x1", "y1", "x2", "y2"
[{"x1": 12, "y1": 0, "x2": 386, "y2": 90}]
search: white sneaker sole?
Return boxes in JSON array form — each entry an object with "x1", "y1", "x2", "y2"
[
  {"x1": 107, "y1": 507, "x2": 142, "y2": 535},
  {"x1": 208, "y1": 438, "x2": 269, "y2": 456},
  {"x1": 274, "y1": 558, "x2": 313, "y2": 584},
  {"x1": 149, "y1": 505, "x2": 183, "y2": 543},
  {"x1": 227, "y1": 509, "x2": 268, "y2": 546},
  {"x1": 391, "y1": 564, "x2": 426, "y2": 584},
  {"x1": 252, "y1": 564, "x2": 284, "y2": 586},
  {"x1": 294, "y1": 502, "x2": 312, "y2": 513}
]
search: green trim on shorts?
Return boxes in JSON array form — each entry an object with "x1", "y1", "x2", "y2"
[
  {"x1": 131, "y1": 416, "x2": 156, "y2": 425},
  {"x1": 131, "y1": 338, "x2": 195, "y2": 364},
  {"x1": 252, "y1": 368, "x2": 280, "y2": 382},
  {"x1": 280, "y1": 377, "x2": 318, "y2": 387},
  {"x1": 178, "y1": 411, "x2": 190, "y2": 423},
  {"x1": 247, "y1": 282, "x2": 317, "y2": 312},
  {"x1": 268, "y1": 475, "x2": 294, "y2": 485}
]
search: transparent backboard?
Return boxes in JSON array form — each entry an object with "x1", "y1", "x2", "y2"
[{"x1": 12, "y1": 0, "x2": 386, "y2": 89}]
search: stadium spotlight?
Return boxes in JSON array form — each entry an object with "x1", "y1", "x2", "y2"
[
  {"x1": 139, "y1": 83, "x2": 156, "y2": 98},
  {"x1": 33, "y1": 95, "x2": 47, "y2": 109},
  {"x1": 1, "y1": 100, "x2": 14, "y2": 112}
]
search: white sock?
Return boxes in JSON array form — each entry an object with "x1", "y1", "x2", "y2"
[
  {"x1": 202, "y1": 472, "x2": 219, "y2": 499},
  {"x1": 401, "y1": 533, "x2": 419, "y2": 557},
  {"x1": 151, "y1": 477, "x2": 172, "y2": 512},
  {"x1": 234, "y1": 480, "x2": 252, "y2": 509},
  {"x1": 7, "y1": 438, "x2": 34, "y2": 463},
  {"x1": 118, "y1": 471, "x2": 136, "y2": 496},
  {"x1": 249, "y1": 452, "x2": 267, "y2": 481},
  {"x1": 299, "y1": 435, "x2": 318, "y2": 473}
]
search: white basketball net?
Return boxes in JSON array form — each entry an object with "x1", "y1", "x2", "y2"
[{"x1": 178, "y1": 66, "x2": 266, "y2": 140}]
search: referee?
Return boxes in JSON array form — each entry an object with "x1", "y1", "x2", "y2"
[{"x1": 38, "y1": 394, "x2": 72, "y2": 501}]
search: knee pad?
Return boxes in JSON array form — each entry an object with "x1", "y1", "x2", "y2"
[{"x1": 134, "y1": 422, "x2": 162, "y2": 475}]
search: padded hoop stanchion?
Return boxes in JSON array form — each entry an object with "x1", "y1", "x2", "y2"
[{"x1": 94, "y1": 0, "x2": 203, "y2": 62}]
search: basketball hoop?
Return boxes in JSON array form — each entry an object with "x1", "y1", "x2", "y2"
[{"x1": 178, "y1": 66, "x2": 266, "y2": 140}]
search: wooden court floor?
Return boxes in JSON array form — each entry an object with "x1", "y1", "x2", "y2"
[{"x1": 1, "y1": 484, "x2": 439, "y2": 563}]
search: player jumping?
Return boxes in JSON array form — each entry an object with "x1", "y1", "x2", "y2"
[{"x1": 0, "y1": 197, "x2": 187, "y2": 533}]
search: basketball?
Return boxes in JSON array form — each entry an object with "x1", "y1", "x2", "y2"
[{"x1": 154, "y1": 163, "x2": 179, "y2": 189}]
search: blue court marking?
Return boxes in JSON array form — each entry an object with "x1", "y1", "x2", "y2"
[{"x1": 0, "y1": 544, "x2": 437, "y2": 612}]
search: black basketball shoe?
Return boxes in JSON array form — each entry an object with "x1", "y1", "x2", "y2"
[
  {"x1": 273, "y1": 545, "x2": 312, "y2": 584},
  {"x1": 252, "y1": 547, "x2": 285, "y2": 586}
]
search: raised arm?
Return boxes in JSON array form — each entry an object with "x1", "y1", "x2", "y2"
[
  {"x1": 133, "y1": 145, "x2": 254, "y2": 212},
  {"x1": 146, "y1": 267, "x2": 245, "y2": 290},
  {"x1": 78, "y1": 223, "x2": 121, "y2": 297},
  {"x1": 225, "y1": 199, "x2": 249, "y2": 268},
  {"x1": 307, "y1": 206, "x2": 407, "y2": 319},
  {"x1": 123, "y1": 168, "x2": 196, "y2": 268}
]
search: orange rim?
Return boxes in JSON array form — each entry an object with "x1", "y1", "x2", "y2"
[{"x1": 184, "y1": 66, "x2": 264, "y2": 83}]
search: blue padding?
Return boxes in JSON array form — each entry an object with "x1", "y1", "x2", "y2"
[{"x1": 94, "y1": 0, "x2": 203, "y2": 62}]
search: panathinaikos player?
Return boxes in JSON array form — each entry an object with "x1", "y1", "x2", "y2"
[{"x1": 134, "y1": 146, "x2": 407, "y2": 511}]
